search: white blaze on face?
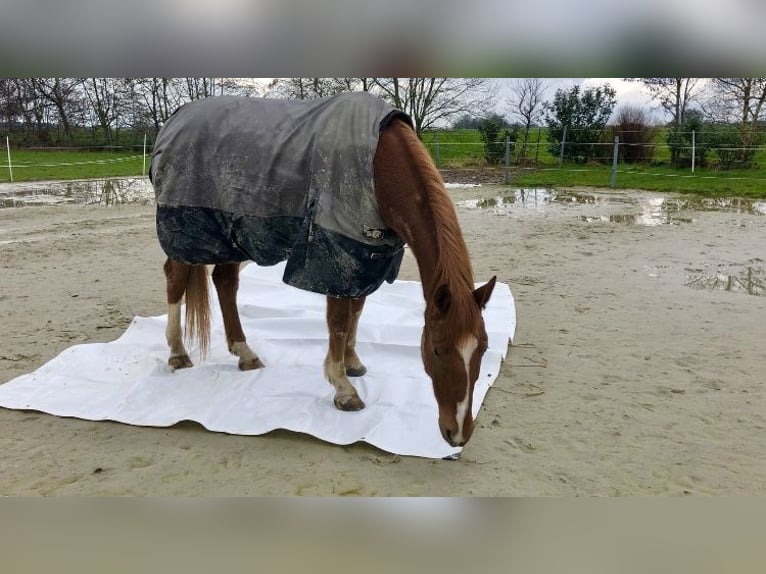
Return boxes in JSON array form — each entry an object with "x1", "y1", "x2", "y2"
[{"x1": 453, "y1": 336, "x2": 478, "y2": 444}]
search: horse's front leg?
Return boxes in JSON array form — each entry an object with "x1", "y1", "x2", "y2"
[
  {"x1": 212, "y1": 263, "x2": 264, "y2": 371},
  {"x1": 324, "y1": 296, "x2": 365, "y2": 411}
]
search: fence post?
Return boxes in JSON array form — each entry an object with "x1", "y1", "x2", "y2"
[
  {"x1": 610, "y1": 135, "x2": 619, "y2": 188},
  {"x1": 142, "y1": 133, "x2": 148, "y2": 176},
  {"x1": 535, "y1": 126, "x2": 542, "y2": 163},
  {"x1": 504, "y1": 136, "x2": 511, "y2": 185},
  {"x1": 6, "y1": 136, "x2": 12, "y2": 182},
  {"x1": 691, "y1": 130, "x2": 696, "y2": 173},
  {"x1": 434, "y1": 133, "x2": 440, "y2": 167},
  {"x1": 558, "y1": 126, "x2": 567, "y2": 167}
]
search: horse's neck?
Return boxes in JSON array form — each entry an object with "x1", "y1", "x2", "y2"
[
  {"x1": 390, "y1": 187, "x2": 443, "y2": 296},
  {"x1": 374, "y1": 122, "x2": 473, "y2": 298}
]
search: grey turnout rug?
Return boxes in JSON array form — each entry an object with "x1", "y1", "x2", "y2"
[{"x1": 150, "y1": 92, "x2": 411, "y2": 298}]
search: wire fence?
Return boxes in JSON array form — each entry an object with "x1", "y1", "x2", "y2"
[
  {"x1": 421, "y1": 126, "x2": 766, "y2": 189},
  {"x1": 422, "y1": 130, "x2": 766, "y2": 165},
  {"x1": 2, "y1": 134, "x2": 150, "y2": 182},
  {"x1": 4, "y1": 128, "x2": 766, "y2": 190},
  {"x1": 434, "y1": 163, "x2": 766, "y2": 189},
  {"x1": 7, "y1": 155, "x2": 144, "y2": 169}
]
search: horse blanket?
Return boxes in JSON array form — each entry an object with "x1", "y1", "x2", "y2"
[{"x1": 150, "y1": 92, "x2": 412, "y2": 298}]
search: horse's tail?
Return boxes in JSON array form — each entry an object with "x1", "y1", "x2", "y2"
[{"x1": 185, "y1": 265, "x2": 211, "y2": 358}]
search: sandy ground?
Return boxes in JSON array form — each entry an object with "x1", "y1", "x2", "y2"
[{"x1": 1, "y1": 183, "x2": 764, "y2": 496}]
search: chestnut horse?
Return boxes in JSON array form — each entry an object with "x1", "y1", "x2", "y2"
[{"x1": 156, "y1": 106, "x2": 495, "y2": 448}]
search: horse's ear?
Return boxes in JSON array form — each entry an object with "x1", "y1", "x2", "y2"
[
  {"x1": 473, "y1": 276, "x2": 496, "y2": 309},
  {"x1": 433, "y1": 284, "x2": 452, "y2": 315}
]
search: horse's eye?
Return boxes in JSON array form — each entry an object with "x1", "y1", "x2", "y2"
[{"x1": 433, "y1": 347, "x2": 442, "y2": 357}]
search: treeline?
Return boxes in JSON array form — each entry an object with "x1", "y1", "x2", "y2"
[
  {"x1": 0, "y1": 78, "x2": 260, "y2": 148},
  {"x1": 471, "y1": 78, "x2": 766, "y2": 169},
  {"x1": 0, "y1": 78, "x2": 493, "y2": 148}
]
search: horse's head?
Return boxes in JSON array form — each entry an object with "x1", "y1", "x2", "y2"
[{"x1": 421, "y1": 276, "x2": 496, "y2": 447}]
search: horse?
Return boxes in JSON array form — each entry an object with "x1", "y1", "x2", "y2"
[{"x1": 150, "y1": 92, "x2": 496, "y2": 447}]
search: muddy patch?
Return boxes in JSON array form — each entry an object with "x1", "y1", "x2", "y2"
[
  {"x1": 454, "y1": 188, "x2": 765, "y2": 226},
  {"x1": 0, "y1": 177, "x2": 154, "y2": 208},
  {"x1": 453, "y1": 186, "x2": 766, "y2": 299}
]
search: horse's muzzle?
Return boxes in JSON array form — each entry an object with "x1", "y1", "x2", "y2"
[{"x1": 441, "y1": 426, "x2": 470, "y2": 448}]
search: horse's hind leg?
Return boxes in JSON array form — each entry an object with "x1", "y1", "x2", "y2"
[
  {"x1": 344, "y1": 296, "x2": 367, "y2": 377},
  {"x1": 212, "y1": 263, "x2": 264, "y2": 371},
  {"x1": 164, "y1": 258, "x2": 193, "y2": 369},
  {"x1": 324, "y1": 296, "x2": 365, "y2": 411}
]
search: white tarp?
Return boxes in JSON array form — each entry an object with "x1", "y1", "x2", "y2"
[{"x1": 0, "y1": 262, "x2": 515, "y2": 459}]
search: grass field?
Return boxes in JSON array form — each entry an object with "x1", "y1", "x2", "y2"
[
  {"x1": 3, "y1": 131, "x2": 766, "y2": 198},
  {"x1": 1, "y1": 150, "x2": 147, "y2": 182},
  {"x1": 512, "y1": 164, "x2": 766, "y2": 197}
]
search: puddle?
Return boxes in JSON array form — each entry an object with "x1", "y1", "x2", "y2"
[
  {"x1": 453, "y1": 188, "x2": 766, "y2": 225},
  {"x1": 685, "y1": 264, "x2": 764, "y2": 296},
  {"x1": 673, "y1": 196, "x2": 766, "y2": 215},
  {"x1": 578, "y1": 214, "x2": 694, "y2": 225},
  {"x1": 456, "y1": 189, "x2": 559, "y2": 213},
  {"x1": 573, "y1": 194, "x2": 690, "y2": 226},
  {"x1": 444, "y1": 183, "x2": 481, "y2": 189},
  {"x1": 0, "y1": 177, "x2": 154, "y2": 208}
]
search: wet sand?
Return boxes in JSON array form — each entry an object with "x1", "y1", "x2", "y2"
[{"x1": 1, "y1": 182, "x2": 764, "y2": 495}]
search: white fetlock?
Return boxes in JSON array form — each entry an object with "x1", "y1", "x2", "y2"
[{"x1": 231, "y1": 341, "x2": 264, "y2": 370}]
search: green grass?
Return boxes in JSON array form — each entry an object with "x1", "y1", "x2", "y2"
[
  {"x1": 512, "y1": 164, "x2": 766, "y2": 198},
  {"x1": 1, "y1": 150, "x2": 147, "y2": 182},
  {"x1": 421, "y1": 129, "x2": 486, "y2": 166}
]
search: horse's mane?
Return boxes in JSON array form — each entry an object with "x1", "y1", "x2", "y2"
[{"x1": 399, "y1": 125, "x2": 477, "y2": 327}]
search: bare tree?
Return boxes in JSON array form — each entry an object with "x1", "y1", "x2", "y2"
[
  {"x1": 336, "y1": 78, "x2": 373, "y2": 93},
  {"x1": 180, "y1": 77, "x2": 260, "y2": 99},
  {"x1": 638, "y1": 78, "x2": 702, "y2": 126},
  {"x1": 30, "y1": 78, "x2": 85, "y2": 145},
  {"x1": 507, "y1": 78, "x2": 546, "y2": 164},
  {"x1": 370, "y1": 78, "x2": 494, "y2": 137},
  {"x1": 0, "y1": 79, "x2": 22, "y2": 128},
  {"x1": 216, "y1": 78, "x2": 263, "y2": 97},
  {"x1": 82, "y1": 78, "x2": 125, "y2": 145},
  {"x1": 631, "y1": 78, "x2": 703, "y2": 166},
  {"x1": 710, "y1": 78, "x2": 766, "y2": 127},
  {"x1": 12, "y1": 79, "x2": 49, "y2": 137},
  {"x1": 266, "y1": 78, "x2": 365, "y2": 100},
  {"x1": 708, "y1": 78, "x2": 766, "y2": 165},
  {"x1": 129, "y1": 78, "x2": 183, "y2": 131},
  {"x1": 182, "y1": 78, "x2": 217, "y2": 101}
]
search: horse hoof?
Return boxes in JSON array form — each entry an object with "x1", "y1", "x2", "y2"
[
  {"x1": 239, "y1": 357, "x2": 265, "y2": 371},
  {"x1": 334, "y1": 394, "x2": 365, "y2": 411},
  {"x1": 169, "y1": 355, "x2": 193, "y2": 370},
  {"x1": 345, "y1": 365, "x2": 367, "y2": 377}
]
